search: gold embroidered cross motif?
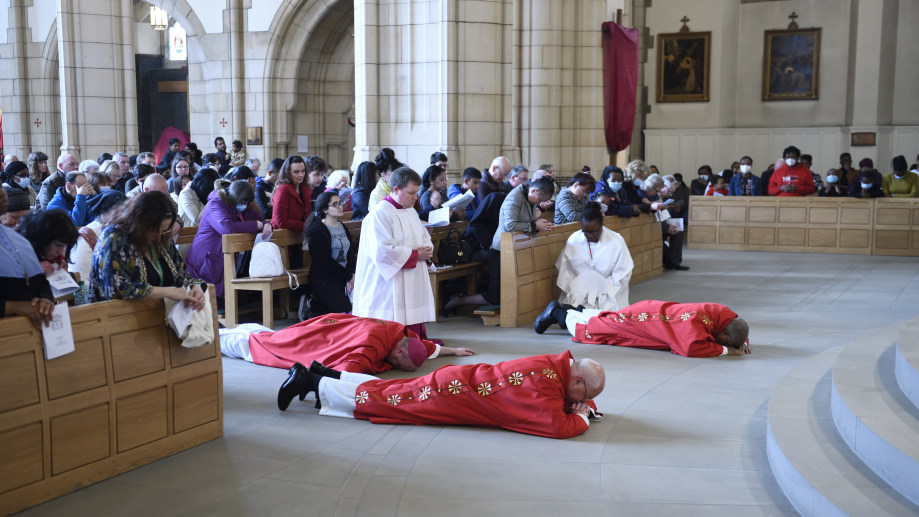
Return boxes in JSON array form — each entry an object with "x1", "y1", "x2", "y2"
[
  {"x1": 387, "y1": 394, "x2": 401, "y2": 406},
  {"x1": 700, "y1": 315, "x2": 713, "y2": 326},
  {"x1": 477, "y1": 382, "x2": 492, "y2": 396},
  {"x1": 447, "y1": 380, "x2": 463, "y2": 394},
  {"x1": 418, "y1": 386, "x2": 431, "y2": 400},
  {"x1": 542, "y1": 368, "x2": 558, "y2": 380},
  {"x1": 680, "y1": 312, "x2": 692, "y2": 321},
  {"x1": 355, "y1": 391, "x2": 369, "y2": 404},
  {"x1": 321, "y1": 318, "x2": 339, "y2": 325},
  {"x1": 637, "y1": 313, "x2": 648, "y2": 321},
  {"x1": 508, "y1": 372, "x2": 523, "y2": 386}
]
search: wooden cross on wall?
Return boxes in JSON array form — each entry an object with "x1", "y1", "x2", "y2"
[
  {"x1": 679, "y1": 16, "x2": 691, "y2": 33},
  {"x1": 788, "y1": 11, "x2": 799, "y2": 29}
]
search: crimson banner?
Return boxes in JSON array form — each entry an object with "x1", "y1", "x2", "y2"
[{"x1": 601, "y1": 22, "x2": 639, "y2": 153}]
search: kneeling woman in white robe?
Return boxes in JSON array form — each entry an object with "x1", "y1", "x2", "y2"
[{"x1": 555, "y1": 201, "x2": 633, "y2": 311}]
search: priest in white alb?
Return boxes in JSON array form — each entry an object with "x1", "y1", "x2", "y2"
[
  {"x1": 352, "y1": 166, "x2": 436, "y2": 336},
  {"x1": 536, "y1": 202, "x2": 633, "y2": 333}
]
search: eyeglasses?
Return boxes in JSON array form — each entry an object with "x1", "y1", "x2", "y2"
[{"x1": 329, "y1": 201, "x2": 342, "y2": 208}]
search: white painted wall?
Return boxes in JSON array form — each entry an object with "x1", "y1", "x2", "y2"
[
  {"x1": 186, "y1": 0, "x2": 225, "y2": 34},
  {"x1": 28, "y1": 0, "x2": 56, "y2": 43},
  {"x1": 247, "y1": 0, "x2": 284, "y2": 32},
  {"x1": 134, "y1": 22, "x2": 160, "y2": 55},
  {"x1": 0, "y1": 0, "x2": 10, "y2": 44},
  {"x1": 893, "y1": 0, "x2": 919, "y2": 125}
]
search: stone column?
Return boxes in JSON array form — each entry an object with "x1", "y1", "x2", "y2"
[
  {"x1": 4, "y1": 0, "x2": 33, "y2": 154},
  {"x1": 229, "y1": 0, "x2": 245, "y2": 140},
  {"x1": 56, "y1": 0, "x2": 137, "y2": 159}
]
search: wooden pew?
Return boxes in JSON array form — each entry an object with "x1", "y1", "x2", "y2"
[
  {"x1": 688, "y1": 196, "x2": 919, "y2": 257},
  {"x1": 426, "y1": 221, "x2": 486, "y2": 320},
  {"x1": 221, "y1": 229, "x2": 309, "y2": 328},
  {"x1": 498, "y1": 213, "x2": 663, "y2": 327},
  {"x1": 0, "y1": 287, "x2": 223, "y2": 515},
  {"x1": 175, "y1": 224, "x2": 198, "y2": 246}
]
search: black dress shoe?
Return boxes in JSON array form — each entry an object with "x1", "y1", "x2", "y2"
[
  {"x1": 278, "y1": 363, "x2": 315, "y2": 411},
  {"x1": 535, "y1": 301, "x2": 560, "y2": 334},
  {"x1": 672, "y1": 265, "x2": 690, "y2": 271},
  {"x1": 309, "y1": 360, "x2": 342, "y2": 379}
]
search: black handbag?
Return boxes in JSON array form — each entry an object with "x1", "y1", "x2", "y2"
[{"x1": 437, "y1": 229, "x2": 473, "y2": 264}]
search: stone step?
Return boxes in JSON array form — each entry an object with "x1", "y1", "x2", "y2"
[
  {"x1": 895, "y1": 318, "x2": 919, "y2": 411},
  {"x1": 831, "y1": 324, "x2": 919, "y2": 507},
  {"x1": 766, "y1": 347, "x2": 919, "y2": 517}
]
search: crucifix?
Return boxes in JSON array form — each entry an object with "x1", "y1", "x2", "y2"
[
  {"x1": 788, "y1": 11, "x2": 799, "y2": 29},
  {"x1": 679, "y1": 16, "x2": 691, "y2": 33},
  {"x1": 33, "y1": 118, "x2": 42, "y2": 128},
  {"x1": 219, "y1": 118, "x2": 228, "y2": 128}
]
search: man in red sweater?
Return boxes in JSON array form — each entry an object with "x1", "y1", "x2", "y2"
[{"x1": 768, "y1": 145, "x2": 816, "y2": 196}]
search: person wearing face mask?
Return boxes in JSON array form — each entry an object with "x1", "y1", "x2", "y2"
[
  {"x1": 848, "y1": 158, "x2": 884, "y2": 199},
  {"x1": 820, "y1": 168, "x2": 848, "y2": 197},
  {"x1": 186, "y1": 179, "x2": 271, "y2": 299},
  {"x1": 881, "y1": 156, "x2": 918, "y2": 198},
  {"x1": 767, "y1": 146, "x2": 816, "y2": 197},
  {"x1": 728, "y1": 156, "x2": 762, "y2": 196},
  {"x1": 1, "y1": 160, "x2": 39, "y2": 207},
  {"x1": 690, "y1": 165, "x2": 712, "y2": 196},
  {"x1": 592, "y1": 166, "x2": 640, "y2": 218}
]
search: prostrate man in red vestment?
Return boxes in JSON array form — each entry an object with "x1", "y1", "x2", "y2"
[
  {"x1": 768, "y1": 145, "x2": 816, "y2": 197},
  {"x1": 533, "y1": 299, "x2": 750, "y2": 358},
  {"x1": 219, "y1": 314, "x2": 474, "y2": 374},
  {"x1": 276, "y1": 351, "x2": 605, "y2": 439}
]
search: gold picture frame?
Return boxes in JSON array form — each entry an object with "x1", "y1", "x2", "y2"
[
  {"x1": 656, "y1": 31, "x2": 711, "y2": 103},
  {"x1": 762, "y1": 28, "x2": 820, "y2": 101}
]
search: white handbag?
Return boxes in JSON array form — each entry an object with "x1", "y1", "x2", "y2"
[{"x1": 249, "y1": 241, "x2": 300, "y2": 289}]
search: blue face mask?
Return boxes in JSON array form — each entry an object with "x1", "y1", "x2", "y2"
[
  {"x1": 16, "y1": 177, "x2": 30, "y2": 189},
  {"x1": 235, "y1": 203, "x2": 248, "y2": 212},
  {"x1": 826, "y1": 175, "x2": 838, "y2": 184},
  {"x1": 608, "y1": 181, "x2": 623, "y2": 192},
  {"x1": 633, "y1": 178, "x2": 642, "y2": 187},
  {"x1": 860, "y1": 182, "x2": 872, "y2": 190}
]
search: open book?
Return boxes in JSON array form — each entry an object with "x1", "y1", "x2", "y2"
[
  {"x1": 424, "y1": 207, "x2": 450, "y2": 227},
  {"x1": 444, "y1": 189, "x2": 475, "y2": 212}
]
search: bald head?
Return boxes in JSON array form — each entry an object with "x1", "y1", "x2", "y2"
[
  {"x1": 531, "y1": 169, "x2": 549, "y2": 181},
  {"x1": 58, "y1": 153, "x2": 79, "y2": 173},
  {"x1": 4, "y1": 154, "x2": 19, "y2": 166},
  {"x1": 143, "y1": 173, "x2": 169, "y2": 194},
  {"x1": 567, "y1": 358, "x2": 605, "y2": 404},
  {"x1": 490, "y1": 156, "x2": 511, "y2": 182}
]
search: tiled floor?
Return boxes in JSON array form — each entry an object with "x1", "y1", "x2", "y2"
[{"x1": 18, "y1": 249, "x2": 919, "y2": 517}]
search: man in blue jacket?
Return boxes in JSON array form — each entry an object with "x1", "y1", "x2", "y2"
[{"x1": 47, "y1": 171, "x2": 94, "y2": 225}]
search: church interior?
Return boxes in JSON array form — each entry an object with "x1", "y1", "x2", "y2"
[{"x1": 1, "y1": 0, "x2": 918, "y2": 515}]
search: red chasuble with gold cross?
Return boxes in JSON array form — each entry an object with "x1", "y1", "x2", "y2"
[
  {"x1": 351, "y1": 351, "x2": 590, "y2": 439},
  {"x1": 573, "y1": 300, "x2": 737, "y2": 358},
  {"x1": 247, "y1": 313, "x2": 436, "y2": 373}
]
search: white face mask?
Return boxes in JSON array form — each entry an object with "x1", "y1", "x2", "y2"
[
  {"x1": 699, "y1": 174, "x2": 709, "y2": 182},
  {"x1": 785, "y1": 158, "x2": 797, "y2": 167},
  {"x1": 16, "y1": 177, "x2": 30, "y2": 188},
  {"x1": 739, "y1": 165, "x2": 752, "y2": 174},
  {"x1": 609, "y1": 181, "x2": 622, "y2": 193},
  {"x1": 826, "y1": 175, "x2": 838, "y2": 184}
]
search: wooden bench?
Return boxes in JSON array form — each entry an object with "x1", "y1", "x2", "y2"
[
  {"x1": 221, "y1": 228, "x2": 309, "y2": 328},
  {"x1": 0, "y1": 287, "x2": 223, "y2": 515},
  {"x1": 688, "y1": 196, "x2": 919, "y2": 257},
  {"x1": 427, "y1": 221, "x2": 489, "y2": 320},
  {"x1": 175, "y1": 224, "x2": 198, "y2": 246},
  {"x1": 497, "y1": 213, "x2": 663, "y2": 327}
]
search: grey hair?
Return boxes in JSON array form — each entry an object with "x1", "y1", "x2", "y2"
[
  {"x1": 641, "y1": 173, "x2": 665, "y2": 192},
  {"x1": 626, "y1": 159, "x2": 649, "y2": 181},
  {"x1": 725, "y1": 318, "x2": 750, "y2": 348},
  {"x1": 662, "y1": 174, "x2": 679, "y2": 188},
  {"x1": 509, "y1": 165, "x2": 528, "y2": 179},
  {"x1": 245, "y1": 157, "x2": 261, "y2": 168},
  {"x1": 112, "y1": 152, "x2": 128, "y2": 162},
  {"x1": 79, "y1": 159, "x2": 100, "y2": 174}
]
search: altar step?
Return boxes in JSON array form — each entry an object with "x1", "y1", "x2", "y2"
[{"x1": 766, "y1": 318, "x2": 919, "y2": 516}]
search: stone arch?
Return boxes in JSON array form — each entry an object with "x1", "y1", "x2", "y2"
[
  {"x1": 39, "y1": 19, "x2": 62, "y2": 153},
  {"x1": 262, "y1": 0, "x2": 354, "y2": 162},
  {"x1": 143, "y1": 0, "x2": 208, "y2": 63}
]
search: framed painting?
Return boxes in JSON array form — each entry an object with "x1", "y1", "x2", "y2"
[
  {"x1": 656, "y1": 31, "x2": 711, "y2": 102},
  {"x1": 762, "y1": 28, "x2": 820, "y2": 101}
]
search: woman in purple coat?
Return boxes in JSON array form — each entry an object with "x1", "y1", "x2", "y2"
[{"x1": 186, "y1": 179, "x2": 272, "y2": 297}]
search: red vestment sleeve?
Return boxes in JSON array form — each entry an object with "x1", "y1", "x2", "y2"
[{"x1": 401, "y1": 249, "x2": 419, "y2": 269}]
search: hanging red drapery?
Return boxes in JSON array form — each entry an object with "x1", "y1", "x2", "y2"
[
  {"x1": 601, "y1": 22, "x2": 639, "y2": 153},
  {"x1": 153, "y1": 126, "x2": 190, "y2": 166}
]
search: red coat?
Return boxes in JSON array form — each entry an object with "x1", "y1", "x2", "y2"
[
  {"x1": 270, "y1": 182, "x2": 312, "y2": 232},
  {"x1": 248, "y1": 314, "x2": 437, "y2": 372},
  {"x1": 352, "y1": 351, "x2": 590, "y2": 439},
  {"x1": 767, "y1": 163, "x2": 816, "y2": 196},
  {"x1": 573, "y1": 300, "x2": 737, "y2": 358}
]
